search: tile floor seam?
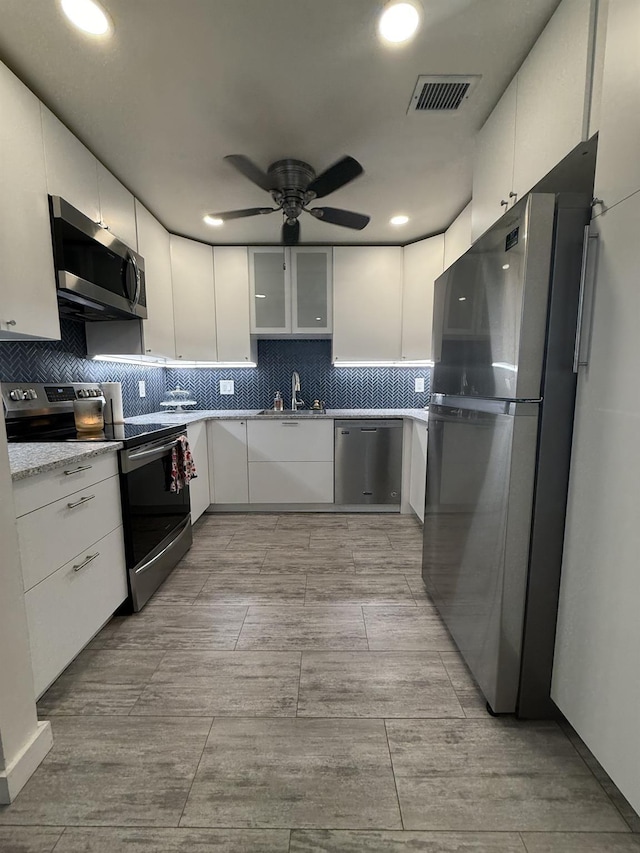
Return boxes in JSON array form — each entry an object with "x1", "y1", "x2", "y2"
[
  {"x1": 232, "y1": 607, "x2": 251, "y2": 651},
  {"x1": 49, "y1": 825, "x2": 67, "y2": 852},
  {"x1": 176, "y1": 715, "x2": 216, "y2": 828},
  {"x1": 383, "y1": 719, "x2": 405, "y2": 831},
  {"x1": 361, "y1": 605, "x2": 371, "y2": 651}
]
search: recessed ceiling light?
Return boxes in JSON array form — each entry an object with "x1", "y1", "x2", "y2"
[
  {"x1": 378, "y1": 1, "x2": 421, "y2": 44},
  {"x1": 255, "y1": 294, "x2": 266, "y2": 299},
  {"x1": 502, "y1": 263, "x2": 510, "y2": 270},
  {"x1": 390, "y1": 215, "x2": 409, "y2": 226},
  {"x1": 60, "y1": 0, "x2": 111, "y2": 35},
  {"x1": 458, "y1": 297, "x2": 467, "y2": 302},
  {"x1": 203, "y1": 215, "x2": 224, "y2": 227}
]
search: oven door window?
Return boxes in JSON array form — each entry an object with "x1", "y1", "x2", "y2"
[{"x1": 123, "y1": 453, "x2": 190, "y2": 567}]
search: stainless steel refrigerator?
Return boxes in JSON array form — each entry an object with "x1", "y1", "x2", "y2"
[{"x1": 422, "y1": 193, "x2": 592, "y2": 718}]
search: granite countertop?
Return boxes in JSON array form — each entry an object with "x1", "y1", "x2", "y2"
[
  {"x1": 126, "y1": 408, "x2": 430, "y2": 426},
  {"x1": 9, "y1": 442, "x2": 122, "y2": 482}
]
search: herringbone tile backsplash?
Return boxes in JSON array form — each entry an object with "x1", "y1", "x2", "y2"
[{"x1": 0, "y1": 326, "x2": 431, "y2": 416}]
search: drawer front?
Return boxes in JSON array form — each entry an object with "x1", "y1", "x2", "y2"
[
  {"x1": 25, "y1": 525, "x2": 128, "y2": 698},
  {"x1": 13, "y1": 452, "x2": 119, "y2": 517},
  {"x1": 17, "y1": 474, "x2": 123, "y2": 592},
  {"x1": 247, "y1": 420, "x2": 334, "y2": 462},
  {"x1": 249, "y1": 461, "x2": 334, "y2": 503}
]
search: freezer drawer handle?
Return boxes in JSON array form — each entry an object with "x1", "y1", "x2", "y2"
[
  {"x1": 363, "y1": 491, "x2": 373, "y2": 496},
  {"x1": 67, "y1": 494, "x2": 96, "y2": 509},
  {"x1": 63, "y1": 465, "x2": 92, "y2": 476},
  {"x1": 73, "y1": 552, "x2": 99, "y2": 572}
]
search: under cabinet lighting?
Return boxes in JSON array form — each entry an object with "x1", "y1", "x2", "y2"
[
  {"x1": 60, "y1": 0, "x2": 112, "y2": 35},
  {"x1": 334, "y1": 359, "x2": 434, "y2": 368},
  {"x1": 92, "y1": 355, "x2": 165, "y2": 367},
  {"x1": 165, "y1": 360, "x2": 257, "y2": 369}
]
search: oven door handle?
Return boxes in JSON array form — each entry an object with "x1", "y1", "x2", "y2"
[{"x1": 127, "y1": 441, "x2": 177, "y2": 461}]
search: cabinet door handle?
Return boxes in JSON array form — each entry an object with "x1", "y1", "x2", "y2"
[
  {"x1": 500, "y1": 199, "x2": 509, "y2": 208},
  {"x1": 281, "y1": 422, "x2": 299, "y2": 426},
  {"x1": 64, "y1": 465, "x2": 93, "y2": 476},
  {"x1": 73, "y1": 552, "x2": 100, "y2": 572},
  {"x1": 5, "y1": 319, "x2": 17, "y2": 326},
  {"x1": 67, "y1": 494, "x2": 96, "y2": 509}
]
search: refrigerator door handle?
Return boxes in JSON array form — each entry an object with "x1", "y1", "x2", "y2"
[{"x1": 573, "y1": 226, "x2": 599, "y2": 372}]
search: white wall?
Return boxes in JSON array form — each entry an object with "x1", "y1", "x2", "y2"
[
  {"x1": 552, "y1": 0, "x2": 640, "y2": 817},
  {"x1": 0, "y1": 409, "x2": 52, "y2": 802},
  {"x1": 443, "y1": 202, "x2": 472, "y2": 270}
]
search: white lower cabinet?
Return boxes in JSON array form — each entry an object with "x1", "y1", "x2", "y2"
[
  {"x1": 25, "y1": 526, "x2": 127, "y2": 697},
  {"x1": 13, "y1": 453, "x2": 127, "y2": 698},
  {"x1": 208, "y1": 420, "x2": 249, "y2": 504},
  {"x1": 249, "y1": 462, "x2": 333, "y2": 504},
  {"x1": 247, "y1": 419, "x2": 334, "y2": 504},
  {"x1": 187, "y1": 421, "x2": 210, "y2": 522},
  {"x1": 409, "y1": 420, "x2": 428, "y2": 522}
]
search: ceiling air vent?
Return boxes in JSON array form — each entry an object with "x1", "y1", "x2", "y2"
[{"x1": 408, "y1": 75, "x2": 481, "y2": 114}]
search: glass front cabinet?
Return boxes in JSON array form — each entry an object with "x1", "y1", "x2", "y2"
[{"x1": 249, "y1": 246, "x2": 332, "y2": 335}]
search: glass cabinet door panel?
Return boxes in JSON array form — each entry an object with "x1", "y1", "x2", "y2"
[
  {"x1": 292, "y1": 247, "x2": 332, "y2": 333},
  {"x1": 249, "y1": 248, "x2": 289, "y2": 332}
]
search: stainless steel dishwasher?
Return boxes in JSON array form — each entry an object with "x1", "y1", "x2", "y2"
[{"x1": 334, "y1": 419, "x2": 403, "y2": 507}]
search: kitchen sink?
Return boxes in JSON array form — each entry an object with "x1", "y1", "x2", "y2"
[{"x1": 257, "y1": 409, "x2": 326, "y2": 417}]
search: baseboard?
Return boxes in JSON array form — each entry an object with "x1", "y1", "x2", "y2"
[
  {"x1": 206, "y1": 504, "x2": 401, "y2": 513},
  {"x1": 0, "y1": 721, "x2": 52, "y2": 804}
]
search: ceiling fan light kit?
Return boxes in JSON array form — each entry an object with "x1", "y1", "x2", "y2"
[{"x1": 207, "y1": 154, "x2": 370, "y2": 244}]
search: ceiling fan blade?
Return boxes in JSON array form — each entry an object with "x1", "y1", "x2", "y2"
[
  {"x1": 224, "y1": 155, "x2": 275, "y2": 191},
  {"x1": 282, "y1": 220, "x2": 300, "y2": 245},
  {"x1": 208, "y1": 208, "x2": 277, "y2": 221},
  {"x1": 309, "y1": 207, "x2": 370, "y2": 230},
  {"x1": 306, "y1": 156, "x2": 364, "y2": 199}
]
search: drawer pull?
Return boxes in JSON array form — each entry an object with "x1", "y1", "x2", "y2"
[
  {"x1": 64, "y1": 465, "x2": 93, "y2": 476},
  {"x1": 67, "y1": 494, "x2": 96, "y2": 509},
  {"x1": 281, "y1": 422, "x2": 299, "y2": 427},
  {"x1": 73, "y1": 552, "x2": 100, "y2": 572}
]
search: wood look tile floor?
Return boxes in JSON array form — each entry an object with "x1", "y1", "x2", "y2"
[{"x1": 1, "y1": 513, "x2": 638, "y2": 853}]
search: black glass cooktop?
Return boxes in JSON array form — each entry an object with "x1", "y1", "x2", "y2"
[{"x1": 7, "y1": 420, "x2": 187, "y2": 449}]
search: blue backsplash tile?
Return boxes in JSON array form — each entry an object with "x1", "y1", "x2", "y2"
[
  {"x1": 0, "y1": 320, "x2": 165, "y2": 417},
  {"x1": 166, "y1": 340, "x2": 431, "y2": 410},
  {"x1": 0, "y1": 327, "x2": 431, "y2": 416}
]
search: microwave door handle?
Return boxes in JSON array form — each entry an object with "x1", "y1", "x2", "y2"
[{"x1": 130, "y1": 253, "x2": 141, "y2": 308}]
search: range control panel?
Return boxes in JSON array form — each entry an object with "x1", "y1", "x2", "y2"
[{"x1": 1, "y1": 382, "x2": 104, "y2": 413}]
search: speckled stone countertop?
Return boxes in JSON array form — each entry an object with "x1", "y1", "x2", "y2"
[
  {"x1": 126, "y1": 408, "x2": 430, "y2": 426},
  {"x1": 9, "y1": 442, "x2": 122, "y2": 482}
]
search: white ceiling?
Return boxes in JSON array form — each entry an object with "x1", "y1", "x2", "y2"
[{"x1": 0, "y1": 0, "x2": 561, "y2": 245}]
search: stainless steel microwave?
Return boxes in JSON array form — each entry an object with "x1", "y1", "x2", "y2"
[{"x1": 50, "y1": 195, "x2": 147, "y2": 322}]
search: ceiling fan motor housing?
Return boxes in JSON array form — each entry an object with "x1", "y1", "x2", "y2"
[{"x1": 268, "y1": 159, "x2": 317, "y2": 222}]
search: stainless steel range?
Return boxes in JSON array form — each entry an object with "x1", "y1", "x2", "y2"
[{"x1": 2, "y1": 381, "x2": 193, "y2": 610}]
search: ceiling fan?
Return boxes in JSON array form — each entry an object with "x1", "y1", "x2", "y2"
[{"x1": 208, "y1": 154, "x2": 370, "y2": 245}]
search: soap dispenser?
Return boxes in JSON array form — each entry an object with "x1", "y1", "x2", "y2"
[{"x1": 273, "y1": 391, "x2": 284, "y2": 411}]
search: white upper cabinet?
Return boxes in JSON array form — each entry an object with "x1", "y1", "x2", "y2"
[
  {"x1": 472, "y1": 0, "x2": 598, "y2": 242},
  {"x1": 333, "y1": 247, "x2": 403, "y2": 362},
  {"x1": 472, "y1": 78, "x2": 517, "y2": 242},
  {"x1": 213, "y1": 247, "x2": 254, "y2": 362},
  {"x1": 170, "y1": 236, "x2": 217, "y2": 361},
  {"x1": 97, "y1": 163, "x2": 137, "y2": 249},
  {"x1": 401, "y1": 235, "x2": 444, "y2": 361},
  {"x1": 593, "y1": 0, "x2": 640, "y2": 210},
  {"x1": 512, "y1": 0, "x2": 596, "y2": 199},
  {"x1": 41, "y1": 105, "x2": 100, "y2": 222},
  {"x1": 249, "y1": 247, "x2": 289, "y2": 333},
  {"x1": 291, "y1": 247, "x2": 332, "y2": 334},
  {"x1": 249, "y1": 246, "x2": 332, "y2": 335},
  {"x1": 0, "y1": 62, "x2": 60, "y2": 341},
  {"x1": 135, "y1": 201, "x2": 176, "y2": 359}
]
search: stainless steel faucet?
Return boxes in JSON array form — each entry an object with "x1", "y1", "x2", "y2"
[{"x1": 291, "y1": 371, "x2": 304, "y2": 411}]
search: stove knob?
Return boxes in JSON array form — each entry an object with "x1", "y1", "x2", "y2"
[
  {"x1": 9, "y1": 389, "x2": 25, "y2": 401},
  {"x1": 77, "y1": 389, "x2": 88, "y2": 398},
  {"x1": 25, "y1": 389, "x2": 38, "y2": 400}
]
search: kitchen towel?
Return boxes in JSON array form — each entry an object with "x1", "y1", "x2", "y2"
[
  {"x1": 170, "y1": 435, "x2": 197, "y2": 493},
  {"x1": 100, "y1": 382, "x2": 124, "y2": 424}
]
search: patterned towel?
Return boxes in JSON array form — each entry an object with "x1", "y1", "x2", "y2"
[{"x1": 170, "y1": 435, "x2": 198, "y2": 493}]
